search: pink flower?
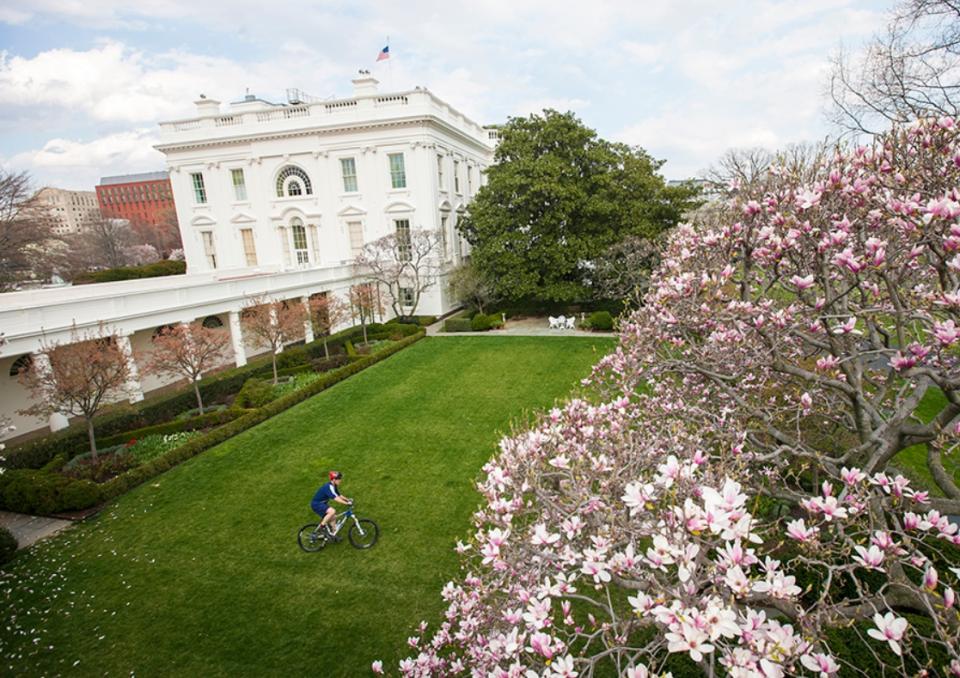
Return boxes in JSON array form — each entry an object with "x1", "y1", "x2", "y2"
[
  {"x1": 853, "y1": 544, "x2": 884, "y2": 569},
  {"x1": 816, "y1": 356, "x2": 840, "y2": 371},
  {"x1": 923, "y1": 566, "x2": 939, "y2": 591},
  {"x1": 801, "y1": 652, "x2": 840, "y2": 677},
  {"x1": 791, "y1": 274, "x2": 815, "y2": 290},
  {"x1": 799, "y1": 392, "x2": 812, "y2": 415},
  {"x1": 934, "y1": 320, "x2": 960, "y2": 346},
  {"x1": 371, "y1": 660, "x2": 384, "y2": 674},
  {"x1": 867, "y1": 612, "x2": 908, "y2": 656},
  {"x1": 786, "y1": 519, "x2": 818, "y2": 542}
]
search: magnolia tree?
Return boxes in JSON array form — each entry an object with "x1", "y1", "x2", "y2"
[
  {"x1": 355, "y1": 229, "x2": 442, "y2": 320},
  {"x1": 395, "y1": 118, "x2": 960, "y2": 677},
  {"x1": 310, "y1": 293, "x2": 351, "y2": 359},
  {"x1": 241, "y1": 297, "x2": 307, "y2": 384},
  {"x1": 144, "y1": 322, "x2": 229, "y2": 414},
  {"x1": 19, "y1": 327, "x2": 132, "y2": 460}
]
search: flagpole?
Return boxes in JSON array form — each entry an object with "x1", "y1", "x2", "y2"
[{"x1": 387, "y1": 36, "x2": 392, "y2": 90}]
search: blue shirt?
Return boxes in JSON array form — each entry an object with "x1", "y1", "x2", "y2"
[{"x1": 312, "y1": 481, "x2": 339, "y2": 505}]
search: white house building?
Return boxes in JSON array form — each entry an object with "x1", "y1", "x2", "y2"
[{"x1": 0, "y1": 73, "x2": 495, "y2": 439}]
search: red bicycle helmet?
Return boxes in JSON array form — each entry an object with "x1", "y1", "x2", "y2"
[{"x1": 329, "y1": 471, "x2": 343, "y2": 481}]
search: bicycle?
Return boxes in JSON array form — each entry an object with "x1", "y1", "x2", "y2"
[{"x1": 298, "y1": 503, "x2": 379, "y2": 552}]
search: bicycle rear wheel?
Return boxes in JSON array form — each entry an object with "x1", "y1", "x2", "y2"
[
  {"x1": 348, "y1": 518, "x2": 379, "y2": 549},
  {"x1": 298, "y1": 524, "x2": 327, "y2": 552}
]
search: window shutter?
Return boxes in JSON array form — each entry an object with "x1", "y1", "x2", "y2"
[{"x1": 308, "y1": 224, "x2": 321, "y2": 264}]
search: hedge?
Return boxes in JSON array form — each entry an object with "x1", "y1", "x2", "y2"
[
  {"x1": 2, "y1": 324, "x2": 377, "y2": 470},
  {"x1": 73, "y1": 260, "x2": 187, "y2": 284},
  {"x1": 471, "y1": 314, "x2": 493, "y2": 331},
  {"x1": 587, "y1": 311, "x2": 614, "y2": 331},
  {"x1": 96, "y1": 408, "x2": 243, "y2": 449},
  {"x1": 443, "y1": 317, "x2": 473, "y2": 332}
]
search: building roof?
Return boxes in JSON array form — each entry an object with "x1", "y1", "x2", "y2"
[{"x1": 98, "y1": 171, "x2": 170, "y2": 186}]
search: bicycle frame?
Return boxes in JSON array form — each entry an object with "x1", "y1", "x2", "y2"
[{"x1": 318, "y1": 507, "x2": 367, "y2": 538}]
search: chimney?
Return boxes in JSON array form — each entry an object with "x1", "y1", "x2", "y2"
[
  {"x1": 351, "y1": 71, "x2": 379, "y2": 97},
  {"x1": 194, "y1": 95, "x2": 221, "y2": 116}
]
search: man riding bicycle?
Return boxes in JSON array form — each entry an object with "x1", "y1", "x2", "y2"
[{"x1": 311, "y1": 471, "x2": 352, "y2": 539}]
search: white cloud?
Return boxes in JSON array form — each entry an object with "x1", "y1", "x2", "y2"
[
  {"x1": 512, "y1": 98, "x2": 591, "y2": 117},
  {"x1": 4, "y1": 129, "x2": 164, "y2": 190}
]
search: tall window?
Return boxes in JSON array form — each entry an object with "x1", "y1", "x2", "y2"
[
  {"x1": 454, "y1": 161, "x2": 461, "y2": 193},
  {"x1": 201, "y1": 231, "x2": 217, "y2": 268},
  {"x1": 388, "y1": 153, "x2": 406, "y2": 189},
  {"x1": 395, "y1": 219, "x2": 411, "y2": 262},
  {"x1": 340, "y1": 158, "x2": 358, "y2": 193},
  {"x1": 231, "y1": 169, "x2": 247, "y2": 201},
  {"x1": 440, "y1": 215, "x2": 449, "y2": 258},
  {"x1": 191, "y1": 173, "x2": 207, "y2": 204},
  {"x1": 437, "y1": 155, "x2": 445, "y2": 188},
  {"x1": 240, "y1": 228, "x2": 257, "y2": 266},
  {"x1": 276, "y1": 166, "x2": 313, "y2": 197},
  {"x1": 400, "y1": 287, "x2": 415, "y2": 306},
  {"x1": 348, "y1": 221, "x2": 364, "y2": 256},
  {"x1": 291, "y1": 218, "x2": 309, "y2": 265}
]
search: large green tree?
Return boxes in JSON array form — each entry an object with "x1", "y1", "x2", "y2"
[{"x1": 459, "y1": 110, "x2": 699, "y2": 302}]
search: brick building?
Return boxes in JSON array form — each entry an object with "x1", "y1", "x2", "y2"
[{"x1": 95, "y1": 171, "x2": 181, "y2": 254}]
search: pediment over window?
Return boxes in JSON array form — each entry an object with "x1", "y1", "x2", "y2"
[
  {"x1": 230, "y1": 212, "x2": 256, "y2": 224},
  {"x1": 271, "y1": 206, "x2": 322, "y2": 222},
  {"x1": 438, "y1": 200, "x2": 452, "y2": 212},
  {"x1": 190, "y1": 215, "x2": 216, "y2": 227},
  {"x1": 385, "y1": 200, "x2": 415, "y2": 214},
  {"x1": 337, "y1": 205, "x2": 367, "y2": 217}
]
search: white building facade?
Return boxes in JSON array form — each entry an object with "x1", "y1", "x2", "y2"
[
  {"x1": 161, "y1": 73, "x2": 494, "y2": 314},
  {"x1": 0, "y1": 74, "x2": 494, "y2": 438}
]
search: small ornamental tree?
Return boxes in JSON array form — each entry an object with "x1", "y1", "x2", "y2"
[
  {"x1": 309, "y1": 294, "x2": 351, "y2": 359},
  {"x1": 355, "y1": 229, "x2": 442, "y2": 320},
  {"x1": 448, "y1": 261, "x2": 497, "y2": 315},
  {"x1": 144, "y1": 322, "x2": 229, "y2": 414},
  {"x1": 349, "y1": 283, "x2": 382, "y2": 345},
  {"x1": 19, "y1": 327, "x2": 132, "y2": 460},
  {"x1": 241, "y1": 297, "x2": 307, "y2": 384},
  {"x1": 397, "y1": 118, "x2": 960, "y2": 676}
]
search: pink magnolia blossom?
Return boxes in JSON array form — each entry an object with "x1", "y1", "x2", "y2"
[{"x1": 866, "y1": 613, "x2": 908, "y2": 656}]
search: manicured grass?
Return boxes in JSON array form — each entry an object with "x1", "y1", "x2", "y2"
[{"x1": 1, "y1": 336, "x2": 614, "y2": 677}]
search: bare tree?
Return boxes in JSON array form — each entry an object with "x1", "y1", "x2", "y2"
[
  {"x1": 348, "y1": 283, "x2": 383, "y2": 345},
  {"x1": 241, "y1": 297, "x2": 307, "y2": 384},
  {"x1": 355, "y1": 228, "x2": 442, "y2": 319},
  {"x1": 130, "y1": 207, "x2": 182, "y2": 258},
  {"x1": 309, "y1": 293, "x2": 351, "y2": 359},
  {"x1": 71, "y1": 217, "x2": 138, "y2": 270},
  {"x1": 447, "y1": 261, "x2": 497, "y2": 314},
  {"x1": 590, "y1": 234, "x2": 663, "y2": 307},
  {"x1": 143, "y1": 322, "x2": 229, "y2": 414},
  {"x1": 18, "y1": 326, "x2": 133, "y2": 460},
  {"x1": 0, "y1": 170, "x2": 55, "y2": 290},
  {"x1": 829, "y1": 0, "x2": 960, "y2": 135}
]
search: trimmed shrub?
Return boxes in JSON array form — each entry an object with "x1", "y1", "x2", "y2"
[
  {"x1": 310, "y1": 355, "x2": 351, "y2": 373},
  {"x1": 98, "y1": 409, "x2": 240, "y2": 449},
  {"x1": 588, "y1": 310, "x2": 614, "y2": 331},
  {"x1": 0, "y1": 527, "x2": 17, "y2": 566},
  {"x1": 234, "y1": 378, "x2": 276, "y2": 409},
  {"x1": 63, "y1": 449, "x2": 136, "y2": 483},
  {"x1": 471, "y1": 314, "x2": 493, "y2": 331},
  {"x1": 73, "y1": 259, "x2": 187, "y2": 284},
  {"x1": 0, "y1": 469, "x2": 101, "y2": 515},
  {"x1": 418, "y1": 316, "x2": 437, "y2": 326},
  {"x1": 443, "y1": 317, "x2": 473, "y2": 332},
  {"x1": 42, "y1": 453, "x2": 68, "y2": 473}
]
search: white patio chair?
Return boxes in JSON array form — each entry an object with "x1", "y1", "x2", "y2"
[
  {"x1": 556, "y1": 315, "x2": 567, "y2": 329},
  {"x1": 548, "y1": 316, "x2": 561, "y2": 329},
  {"x1": 565, "y1": 316, "x2": 576, "y2": 330}
]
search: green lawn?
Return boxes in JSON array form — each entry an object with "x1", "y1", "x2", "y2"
[
  {"x1": 894, "y1": 387, "x2": 960, "y2": 493},
  {"x1": 1, "y1": 336, "x2": 614, "y2": 677}
]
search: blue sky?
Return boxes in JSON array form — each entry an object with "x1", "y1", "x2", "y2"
[{"x1": 0, "y1": 0, "x2": 890, "y2": 190}]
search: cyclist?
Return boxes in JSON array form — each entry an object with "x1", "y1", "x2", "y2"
[{"x1": 311, "y1": 471, "x2": 352, "y2": 539}]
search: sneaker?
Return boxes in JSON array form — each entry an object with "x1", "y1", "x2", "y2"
[{"x1": 325, "y1": 527, "x2": 341, "y2": 542}]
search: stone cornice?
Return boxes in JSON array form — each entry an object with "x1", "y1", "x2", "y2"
[{"x1": 156, "y1": 115, "x2": 492, "y2": 157}]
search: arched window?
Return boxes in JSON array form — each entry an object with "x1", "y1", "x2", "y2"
[
  {"x1": 202, "y1": 316, "x2": 224, "y2": 329},
  {"x1": 9, "y1": 354, "x2": 32, "y2": 377},
  {"x1": 290, "y1": 218, "x2": 309, "y2": 265},
  {"x1": 276, "y1": 166, "x2": 313, "y2": 197}
]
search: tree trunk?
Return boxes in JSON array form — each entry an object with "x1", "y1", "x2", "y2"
[
  {"x1": 193, "y1": 381, "x2": 205, "y2": 415},
  {"x1": 362, "y1": 319, "x2": 368, "y2": 345},
  {"x1": 272, "y1": 353, "x2": 279, "y2": 385},
  {"x1": 323, "y1": 337, "x2": 329, "y2": 359},
  {"x1": 86, "y1": 416, "x2": 99, "y2": 462}
]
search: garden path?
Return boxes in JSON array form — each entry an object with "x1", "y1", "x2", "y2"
[
  {"x1": 425, "y1": 315, "x2": 616, "y2": 337},
  {"x1": 0, "y1": 510, "x2": 72, "y2": 549}
]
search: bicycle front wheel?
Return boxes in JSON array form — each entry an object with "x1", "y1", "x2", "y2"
[
  {"x1": 298, "y1": 524, "x2": 327, "y2": 552},
  {"x1": 348, "y1": 519, "x2": 379, "y2": 549}
]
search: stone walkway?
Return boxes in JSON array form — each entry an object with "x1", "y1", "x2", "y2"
[
  {"x1": 426, "y1": 316, "x2": 616, "y2": 338},
  {"x1": 0, "y1": 510, "x2": 73, "y2": 550}
]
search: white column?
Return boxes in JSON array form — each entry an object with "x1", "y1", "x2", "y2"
[
  {"x1": 228, "y1": 310, "x2": 247, "y2": 367},
  {"x1": 32, "y1": 352, "x2": 70, "y2": 432},
  {"x1": 302, "y1": 296, "x2": 315, "y2": 344},
  {"x1": 116, "y1": 333, "x2": 144, "y2": 403}
]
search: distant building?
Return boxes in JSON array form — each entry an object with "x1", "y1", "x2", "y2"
[
  {"x1": 34, "y1": 187, "x2": 101, "y2": 235},
  {"x1": 96, "y1": 171, "x2": 176, "y2": 227},
  {"x1": 96, "y1": 171, "x2": 180, "y2": 254}
]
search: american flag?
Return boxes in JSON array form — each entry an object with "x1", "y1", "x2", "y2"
[{"x1": 376, "y1": 45, "x2": 390, "y2": 62}]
